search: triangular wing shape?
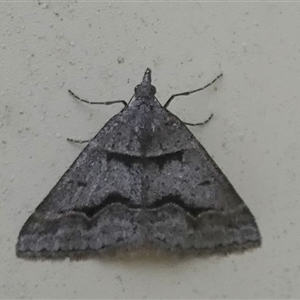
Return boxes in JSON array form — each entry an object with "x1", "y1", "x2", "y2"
[{"x1": 17, "y1": 69, "x2": 261, "y2": 258}]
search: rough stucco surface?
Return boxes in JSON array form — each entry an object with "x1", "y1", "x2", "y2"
[{"x1": 1, "y1": 2, "x2": 300, "y2": 299}]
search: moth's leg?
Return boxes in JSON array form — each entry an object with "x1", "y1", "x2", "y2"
[
  {"x1": 184, "y1": 113, "x2": 213, "y2": 126},
  {"x1": 67, "y1": 90, "x2": 128, "y2": 143},
  {"x1": 67, "y1": 138, "x2": 91, "y2": 144},
  {"x1": 68, "y1": 90, "x2": 127, "y2": 107},
  {"x1": 164, "y1": 73, "x2": 223, "y2": 108}
]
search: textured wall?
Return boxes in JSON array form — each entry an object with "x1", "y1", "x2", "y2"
[{"x1": 1, "y1": 2, "x2": 300, "y2": 299}]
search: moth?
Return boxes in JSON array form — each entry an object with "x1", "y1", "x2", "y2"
[{"x1": 16, "y1": 69, "x2": 261, "y2": 258}]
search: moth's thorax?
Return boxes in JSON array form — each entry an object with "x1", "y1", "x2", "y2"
[
  {"x1": 128, "y1": 96, "x2": 160, "y2": 134},
  {"x1": 130, "y1": 96, "x2": 158, "y2": 109}
]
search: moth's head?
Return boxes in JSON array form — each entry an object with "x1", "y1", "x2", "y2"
[{"x1": 134, "y1": 68, "x2": 156, "y2": 98}]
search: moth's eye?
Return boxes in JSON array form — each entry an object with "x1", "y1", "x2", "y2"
[
  {"x1": 151, "y1": 86, "x2": 156, "y2": 95},
  {"x1": 134, "y1": 85, "x2": 140, "y2": 94}
]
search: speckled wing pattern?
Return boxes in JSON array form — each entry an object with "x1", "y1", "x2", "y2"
[{"x1": 16, "y1": 69, "x2": 261, "y2": 258}]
